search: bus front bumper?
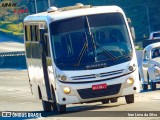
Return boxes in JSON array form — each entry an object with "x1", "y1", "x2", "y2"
[{"x1": 55, "y1": 72, "x2": 140, "y2": 105}]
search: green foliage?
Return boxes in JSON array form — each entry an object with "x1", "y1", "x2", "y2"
[
  {"x1": 0, "y1": 28, "x2": 23, "y2": 37},
  {"x1": 7, "y1": 23, "x2": 23, "y2": 33},
  {"x1": 0, "y1": 21, "x2": 11, "y2": 24},
  {"x1": 0, "y1": 21, "x2": 23, "y2": 33},
  {"x1": 54, "y1": 0, "x2": 160, "y2": 40},
  {"x1": 0, "y1": 0, "x2": 160, "y2": 42},
  {"x1": 135, "y1": 47, "x2": 143, "y2": 50},
  {"x1": 13, "y1": 32, "x2": 23, "y2": 36},
  {"x1": 0, "y1": 28, "x2": 13, "y2": 34},
  {"x1": 0, "y1": 0, "x2": 28, "y2": 39}
]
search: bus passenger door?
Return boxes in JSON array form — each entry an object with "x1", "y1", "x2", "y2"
[{"x1": 40, "y1": 29, "x2": 52, "y2": 101}]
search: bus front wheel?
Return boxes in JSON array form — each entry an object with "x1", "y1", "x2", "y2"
[
  {"x1": 56, "y1": 104, "x2": 66, "y2": 113},
  {"x1": 125, "y1": 94, "x2": 134, "y2": 104},
  {"x1": 51, "y1": 101, "x2": 66, "y2": 113},
  {"x1": 142, "y1": 84, "x2": 148, "y2": 91},
  {"x1": 42, "y1": 100, "x2": 52, "y2": 112},
  {"x1": 150, "y1": 81, "x2": 156, "y2": 91},
  {"x1": 51, "y1": 88, "x2": 66, "y2": 113}
]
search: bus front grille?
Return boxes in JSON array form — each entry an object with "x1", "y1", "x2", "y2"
[
  {"x1": 71, "y1": 69, "x2": 124, "y2": 80},
  {"x1": 77, "y1": 83, "x2": 121, "y2": 99}
]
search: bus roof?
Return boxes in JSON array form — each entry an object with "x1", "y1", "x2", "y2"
[{"x1": 24, "y1": 5, "x2": 124, "y2": 23}]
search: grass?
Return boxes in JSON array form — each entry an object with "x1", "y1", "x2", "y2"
[
  {"x1": 0, "y1": 22, "x2": 23, "y2": 33},
  {"x1": 7, "y1": 23, "x2": 23, "y2": 33},
  {"x1": 0, "y1": 21, "x2": 23, "y2": 38},
  {"x1": 0, "y1": 28, "x2": 13, "y2": 34},
  {"x1": 0, "y1": 28, "x2": 23, "y2": 38},
  {"x1": 13, "y1": 32, "x2": 23, "y2": 36},
  {"x1": 136, "y1": 48, "x2": 143, "y2": 50},
  {"x1": 135, "y1": 46, "x2": 143, "y2": 50},
  {"x1": 0, "y1": 21, "x2": 11, "y2": 24},
  {"x1": 0, "y1": 21, "x2": 11, "y2": 29}
]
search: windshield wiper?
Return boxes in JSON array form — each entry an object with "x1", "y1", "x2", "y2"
[
  {"x1": 75, "y1": 16, "x2": 95, "y2": 66},
  {"x1": 95, "y1": 43, "x2": 117, "y2": 61},
  {"x1": 75, "y1": 42, "x2": 88, "y2": 66},
  {"x1": 85, "y1": 16, "x2": 97, "y2": 62},
  {"x1": 75, "y1": 16, "x2": 117, "y2": 66},
  {"x1": 75, "y1": 33, "x2": 88, "y2": 66},
  {"x1": 85, "y1": 16, "x2": 117, "y2": 61}
]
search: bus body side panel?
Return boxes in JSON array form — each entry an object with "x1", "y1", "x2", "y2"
[
  {"x1": 25, "y1": 41, "x2": 48, "y2": 101},
  {"x1": 48, "y1": 66, "x2": 56, "y2": 100}
]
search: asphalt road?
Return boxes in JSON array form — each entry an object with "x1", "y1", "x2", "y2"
[
  {"x1": 0, "y1": 34, "x2": 24, "y2": 53},
  {"x1": 0, "y1": 69, "x2": 160, "y2": 120}
]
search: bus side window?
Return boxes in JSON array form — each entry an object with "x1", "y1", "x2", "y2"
[
  {"x1": 44, "y1": 33, "x2": 51, "y2": 57},
  {"x1": 25, "y1": 26, "x2": 28, "y2": 41},
  {"x1": 35, "y1": 25, "x2": 40, "y2": 41},
  {"x1": 31, "y1": 25, "x2": 36, "y2": 41},
  {"x1": 44, "y1": 33, "x2": 52, "y2": 66},
  {"x1": 25, "y1": 25, "x2": 31, "y2": 41}
]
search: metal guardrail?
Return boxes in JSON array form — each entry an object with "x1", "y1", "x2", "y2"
[
  {"x1": 0, "y1": 51, "x2": 26, "y2": 68},
  {"x1": 0, "y1": 51, "x2": 25, "y2": 57}
]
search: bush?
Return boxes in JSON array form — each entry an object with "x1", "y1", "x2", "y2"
[{"x1": 7, "y1": 23, "x2": 23, "y2": 33}]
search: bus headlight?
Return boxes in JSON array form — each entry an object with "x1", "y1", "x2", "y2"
[
  {"x1": 154, "y1": 69, "x2": 160, "y2": 76},
  {"x1": 61, "y1": 75, "x2": 67, "y2": 81},
  {"x1": 126, "y1": 78, "x2": 134, "y2": 85},
  {"x1": 57, "y1": 74, "x2": 61, "y2": 78},
  {"x1": 128, "y1": 66, "x2": 134, "y2": 71},
  {"x1": 63, "y1": 87, "x2": 71, "y2": 94},
  {"x1": 57, "y1": 74, "x2": 67, "y2": 81}
]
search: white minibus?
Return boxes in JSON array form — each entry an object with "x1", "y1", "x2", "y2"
[{"x1": 24, "y1": 3, "x2": 140, "y2": 113}]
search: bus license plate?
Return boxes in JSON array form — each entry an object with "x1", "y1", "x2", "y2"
[{"x1": 92, "y1": 83, "x2": 107, "y2": 91}]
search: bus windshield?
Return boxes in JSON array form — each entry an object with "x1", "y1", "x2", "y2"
[{"x1": 50, "y1": 13, "x2": 133, "y2": 70}]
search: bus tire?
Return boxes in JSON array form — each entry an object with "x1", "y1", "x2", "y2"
[
  {"x1": 42, "y1": 100, "x2": 52, "y2": 112},
  {"x1": 101, "y1": 99, "x2": 109, "y2": 104},
  {"x1": 56, "y1": 103, "x2": 66, "y2": 113},
  {"x1": 151, "y1": 81, "x2": 156, "y2": 91},
  {"x1": 51, "y1": 86, "x2": 66, "y2": 113},
  {"x1": 125, "y1": 94, "x2": 134, "y2": 104},
  {"x1": 110, "y1": 98, "x2": 118, "y2": 103},
  {"x1": 142, "y1": 84, "x2": 148, "y2": 91},
  {"x1": 51, "y1": 102, "x2": 57, "y2": 111}
]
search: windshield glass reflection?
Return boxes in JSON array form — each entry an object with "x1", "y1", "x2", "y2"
[{"x1": 50, "y1": 13, "x2": 133, "y2": 70}]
